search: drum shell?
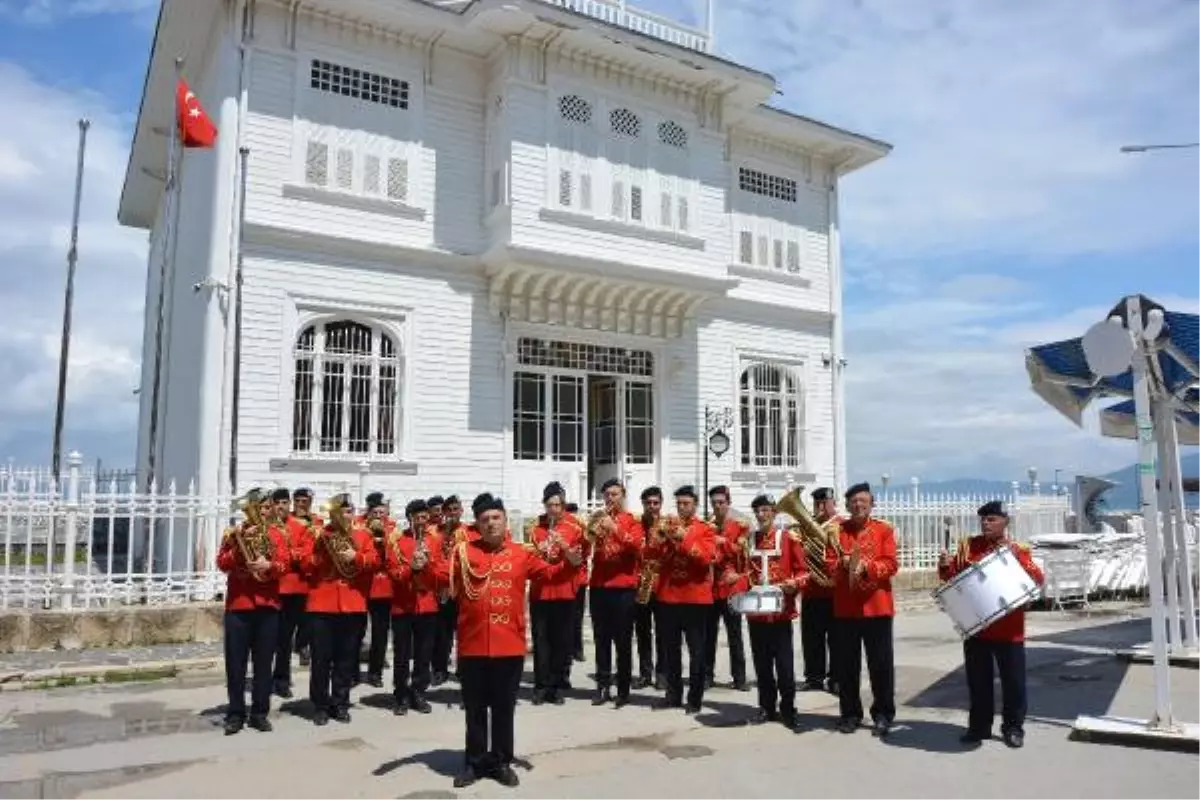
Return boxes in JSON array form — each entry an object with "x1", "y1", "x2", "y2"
[
  {"x1": 730, "y1": 587, "x2": 786, "y2": 616},
  {"x1": 933, "y1": 547, "x2": 1041, "y2": 639}
]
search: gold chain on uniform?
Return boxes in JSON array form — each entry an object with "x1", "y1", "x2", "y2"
[{"x1": 452, "y1": 540, "x2": 495, "y2": 601}]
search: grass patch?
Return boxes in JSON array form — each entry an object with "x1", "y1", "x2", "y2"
[
  {"x1": 103, "y1": 666, "x2": 178, "y2": 683},
  {"x1": 0, "y1": 547, "x2": 87, "y2": 567}
]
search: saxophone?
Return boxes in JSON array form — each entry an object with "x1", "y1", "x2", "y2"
[
  {"x1": 636, "y1": 514, "x2": 676, "y2": 605},
  {"x1": 229, "y1": 490, "x2": 274, "y2": 582},
  {"x1": 318, "y1": 495, "x2": 359, "y2": 579}
]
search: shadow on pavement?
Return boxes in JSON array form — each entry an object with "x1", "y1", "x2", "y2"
[
  {"x1": 373, "y1": 747, "x2": 462, "y2": 778},
  {"x1": 880, "y1": 717, "x2": 989, "y2": 755}
]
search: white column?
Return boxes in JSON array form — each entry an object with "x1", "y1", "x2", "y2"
[
  {"x1": 1125, "y1": 298, "x2": 1173, "y2": 729},
  {"x1": 828, "y1": 184, "x2": 847, "y2": 493},
  {"x1": 705, "y1": 0, "x2": 717, "y2": 51}
]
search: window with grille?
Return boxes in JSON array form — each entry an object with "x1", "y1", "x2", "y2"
[
  {"x1": 516, "y1": 338, "x2": 654, "y2": 377},
  {"x1": 786, "y1": 241, "x2": 800, "y2": 272},
  {"x1": 558, "y1": 169, "x2": 573, "y2": 207},
  {"x1": 292, "y1": 321, "x2": 401, "y2": 458},
  {"x1": 625, "y1": 382, "x2": 654, "y2": 464},
  {"x1": 738, "y1": 166, "x2": 797, "y2": 203},
  {"x1": 513, "y1": 372, "x2": 546, "y2": 461},
  {"x1": 657, "y1": 120, "x2": 687, "y2": 149},
  {"x1": 739, "y1": 362, "x2": 802, "y2": 468},
  {"x1": 610, "y1": 108, "x2": 641, "y2": 138},
  {"x1": 559, "y1": 94, "x2": 593, "y2": 124},
  {"x1": 630, "y1": 185, "x2": 643, "y2": 222},
  {"x1": 310, "y1": 59, "x2": 408, "y2": 109},
  {"x1": 677, "y1": 197, "x2": 689, "y2": 231},
  {"x1": 739, "y1": 230, "x2": 753, "y2": 264}
]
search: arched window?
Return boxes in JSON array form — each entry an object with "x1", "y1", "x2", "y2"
[
  {"x1": 292, "y1": 320, "x2": 401, "y2": 457},
  {"x1": 739, "y1": 363, "x2": 802, "y2": 468}
]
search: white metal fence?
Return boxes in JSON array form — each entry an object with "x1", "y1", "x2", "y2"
[{"x1": 0, "y1": 453, "x2": 1071, "y2": 611}]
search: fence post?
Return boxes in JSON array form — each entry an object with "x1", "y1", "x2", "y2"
[
  {"x1": 60, "y1": 451, "x2": 83, "y2": 610},
  {"x1": 910, "y1": 476, "x2": 920, "y2": 505},
  {"x1": 358, "y1": 460, "x2": 370, "y2": 507}
]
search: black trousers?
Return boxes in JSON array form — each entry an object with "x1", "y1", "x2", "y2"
[
  {"x1": 964, "y1": 638, "x2": 1027, "y2": 735},
  {"x1": 309, "y1": 612, "x2": 365, "y2": 713},
  {"x1": 532, "y1": 599, "x2": 575, "y2": 694},
  {"x1": 837, "y1": 616, "x2": 895, "y2": 723},
  {"x1": 704, "y1": 598, "x2": 746, "y2": 685},
  {"x1": 635, "y1": 600, "x2": 665, "y2": 679},
  {"x1": 434, "y1": 599, "x2": 458, "y2": 675},
  {"x1": 573, "y1": 586, "x2": 587, "y2": 656},
  {"x1": 800, "y1": 596, "x2": 837, "y2": 684},
  {"x1": 224, "y1": 607, "x2": 279, "y2": 719},
  {"x1": 392, "y1": 613, "x2": 437, "y2": 701},
  {"x1": 748, "y1": 619, "x2": 796, "y2": 714},
  {"x1": 659, "y1": 602, "x2": 709, "y2": 707},
  {"x1": 589, "y1": 587, "x2": 636, "y2": 693},
  {"x1": 272, "y1": 593, "x2": 308, "y2": 690},
  {"x1": 459, "y1": 656, "x2": 524, "y2": 770},
  {"x1": 366, "y1": 598, "x2": 392, "y2": 677}
]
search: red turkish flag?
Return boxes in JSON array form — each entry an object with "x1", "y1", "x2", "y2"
[{"x1": 176, "y1": 79, "x2": 218, "y2": 148}]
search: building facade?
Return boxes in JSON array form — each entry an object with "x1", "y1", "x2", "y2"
[{"x1": 119, "y1": 0, "x2": 889, "y2": 514}]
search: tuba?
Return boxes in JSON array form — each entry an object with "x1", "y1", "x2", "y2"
[
  {"x1": 318, "y1": 495, "x2": 359, "y2": 579},
  {"x1": 229, "y1": 489, "x2": 275, "y2": 582},
  {"x1": 777, "y1": 487, "x2": 842, "y2": 588}
]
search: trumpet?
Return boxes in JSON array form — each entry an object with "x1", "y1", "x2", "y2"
[
  {"x1": 229, "y1": 490, "x2": 274, "y2": 582},
  {"x1": 585, "y1": 507, "x2": 617, "y2": 545},
  {"x1": 318, "y1": 495, "x2": 359, "y2": 579}
]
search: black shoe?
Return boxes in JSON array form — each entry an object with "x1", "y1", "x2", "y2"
[
  {"x1": 393, "y1": 697, "x2": 409, "y2": 716},
  {"x1": 591, "y1": 687, "x2": 612, "y2": 706},
  {"x1": 799, "y1": 680, "x2": 824, "y2": 692},
  {"x1": 780, "y1": 709, "x2": 799, "y2": 731},
  {"x1": 431, "y1": 672, "x2": 447, "y2": 687},
  {"x1": 312, "y1": 711, "x2": 329, "y2": 727},
  {"x1": 223, "y1": 716, "x2": 244, "y2": 735},
  {"x1": 654, "y1": 674, "x2": 667, "y2": 691},
  {"x1": 684, "y1": 703, "x2": 701, "y2": 715},
  {"x1": 366, "y1": 674, "x2": 384, "y2": 688},
  {"x1": 751, "y1": 708, "x2": 777, "y2": 725},
  {"x1": 453, "y1": 767, "x2": 479, "y2": 789},
  {"x1": 531, "y1": 692, "x2": 546, "y2": 706},
  {"x1": 836, "y1": 718, "x2": 860, "y2": 734},
  {"x1": 332, "y1": 709, "x2": 351, "y2": 724},
  {"x1": 731, "y1": 680, "x2": 749, "y2": 692},
  {"x1": 632, "y1": 675, "x2": 650, "y2": 690},
  {"x1": 872, "y1": 718, "x2": 893, "y2": 738},
  {"x1": 411, "y1": 695, "x2": 432, "y2": 714},
  {"x1": 614, "y1": 693, "x2": 630, "y2": 709},
  {"x1": 1003, "y1": 730, "x2": 1024, "y2": 749},
  {"x1": 550, "y1": 693, "x2": 566, "y2": 706},
  {"x1": 248, "y1": 715, "x2": 272, "y2": 732},
  {"x1": 960, "y1": 730, "x2": 991, "y2": 744},
  {"x1": 493, "y1": 765, "x2": 520, "y2": 787}
]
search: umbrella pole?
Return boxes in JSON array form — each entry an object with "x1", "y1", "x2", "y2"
[
  {"x1": 1126, "y1": 297, "x2": 1174, "y2": 731},
  {"x1": 1158, "y1": 400, "x2": 1198, "y2": 649},
  {"x1": 1153, "y1": 400, "x2": 1182, "y2": 651}
]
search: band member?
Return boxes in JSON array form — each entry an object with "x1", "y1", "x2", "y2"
[
  {"x1": 704, "y1": 485, "x2": 748, "y2": 691},
  {"x1": 800, "y1": 487, "x2": 841, "y2": 693},
  {"x1": 939, "y1": 501, "x2": 1044, "y2": 749},
  {"x1": 650, "y1": 486, "x2": 716, "y2": 713},
  {"x1": 634, "y1": 486, "x2": 667, "y2": 690},
  {"x1": 529, "y1": 482, "x2": 588, "y2": 705},
  {"x1": 587, "y1": 478, "x2": 644, "y2": 707},
  {"x1": 217, "y1": 488, "x2": 288, "y2": 735},
  {"x1": 725, "y1": 494, "x2": 802, "y2": 729},
  {"x1": 440, "y1": 493, "x2": 582, "y2": 788},
  {"x1": 432, "y1": 494, "x2": 468, "y2": 685},
  {"x1": 385, "y1": 499, "x2": 444, "y2": 716},
  {"x1": 362, "y1": 493, "x2": 396, "y2": 687},
  {"x1": 427, "y1": 495, "x2": 445, "y2": 529},
  {"x1": 300, "y1": 494, "x2": 380, "y2": 726},
  {"x1": 272, "y1": 487, "x2": 318, "y2": 697},
  {"x1": 566, "y1": 501, "x2": 588, "y2": 667},
  {"x1": 828, "y1": 482, "x2": 898, "y2": 737}
]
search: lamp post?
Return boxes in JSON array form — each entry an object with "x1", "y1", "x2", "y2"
[
  {"x1": 1027, "y1": 465, "x2": 1039, "y2": 495},
  {"x1": 702, "y1": 405, "x2": 733, "y2": 518},
  {"x1": 880, "y1": 473, "x2": 890, "y2": 498}
]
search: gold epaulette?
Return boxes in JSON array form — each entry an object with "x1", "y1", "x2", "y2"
[{"x1": 222, "y1": 527, "x2": 236, "y2": 540}]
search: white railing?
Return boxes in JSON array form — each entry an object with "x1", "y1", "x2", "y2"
[{"x1": 537, "y1": 0, "x2": 711, "y2": 53}]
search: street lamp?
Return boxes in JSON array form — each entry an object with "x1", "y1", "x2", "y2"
[
  {"x1": 1027, "y1": 465, "x2": 1039, "y2": 495},
  {"x1": 1119, "y1": 143, "x2": 1199, "y2": 153},
  {"x1": 702, "y1": 405, "x2": 734, "y2": 517},
  {"x1": 880, "y1": 473, "x2": 890, "y2": 497},
  {"x1": 1053, "y1": 467, "x2": 1064, "y2": 494}
]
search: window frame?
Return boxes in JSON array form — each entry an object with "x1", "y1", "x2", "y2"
[{"x1": 736, "y1": 358, "x2": 806, "y2": 470}]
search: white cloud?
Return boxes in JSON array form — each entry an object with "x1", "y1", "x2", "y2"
[
  {"x1": 0, "y1": 0, "x2": 155, "y2": 24},
  {"x1": 0, "y1": 62, "x2": 146, "y2": 459}
]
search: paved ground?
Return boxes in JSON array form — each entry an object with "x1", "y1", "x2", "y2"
[{"x1": 0, "y1": 602, "x2": 1195, "y2": 799}]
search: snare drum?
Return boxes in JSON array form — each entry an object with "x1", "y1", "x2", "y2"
[
  {"x1": 932, "y1": 546, "x2": 1041, "y2": 639},
  {"x1": 729, "y1": 586, "x2": 786, "y2": 616}
]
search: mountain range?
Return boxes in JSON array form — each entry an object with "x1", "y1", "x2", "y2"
[{"x1": 872, "y1": 452, "x2": 1199, "y2": 512}]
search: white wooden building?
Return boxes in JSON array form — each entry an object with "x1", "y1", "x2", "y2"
[{"x1": 118, "y1": 0, "x2": 890, "y2": 513}]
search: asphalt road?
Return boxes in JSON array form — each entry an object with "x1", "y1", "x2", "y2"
[{"x1": 0, "y1": 603, "x2": 1195, "y2": 799}]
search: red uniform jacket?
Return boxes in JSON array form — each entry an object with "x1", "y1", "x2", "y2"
[
  {"x1": 300, "y1": 524, "x2": 381, "y2": 614},
  {"x1": 649, "y1": 517, "x2": 717, "y2": 605},
  {"x1": 280, "y1": 514, "x2": 320, "y2": 595},
  {"x1": 725, "y1": 526, "x2": 800, "y2": 623},
  {"x1": 712, "y1": 516, "x2": 751, "y2": 602},
  {"x1": 438, "y1": 538, "x2": 569, "y2": 658},
  {"x1": 529, "y1": 514, "x2": 589, "y2": 602},
  {"x1": 385, "y1": 529, "x2": 445, "y2": 616},
  {"x1": 800, "y1": 515, "x2": 843, "y2": 600},
  {"x1": 938, "y1": 536, "x2": 1045, "y2": 642},
  {"x1": 826, "y1": 517, "x2": 899, "y2": 619},
  {"x1": 589, "y1": 511, "x2": 644, "y2": 590},
  {"x1": 217, "y1": 523, "x2": 289, "y2": 611}
]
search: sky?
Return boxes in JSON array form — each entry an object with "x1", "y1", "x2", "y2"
[{"x1": 0, "y1": 0, "x2": 1196, "y2": 482}]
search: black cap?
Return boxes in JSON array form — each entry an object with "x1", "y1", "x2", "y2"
[
  {"x1": 811, "y1": 487, "x2": 834, "y2": 503},
  {"x1": 270, "y1": 488, "x2": 290, "y2": 502},
  {"x1": 472, "y1": 492, "x2": 505, "y2": 517},
  {"x1": 444, "y1": 495, "x2": 460, "y2": 506},
  {"x1": 292, "y1": 487, "x2": 313, "y2": 499},
  {"x1": 640, "y1": 486, "x2": 662, "y2": 501},
  {"x1": 751, "y1": 493, "x2": 775, "y2": 509},
  {"x1": 427, "y1": 495, "x2": 445, "y2": 508},
  {"x1": 565, "y1": 502, "x2": 579, "y2": 514},
  {"x1": 366, "y1": 492, "x2": 387, "y2": 510},
  {"x1": 977, "y1": 500, "x2": 1008, "y2": 518},
  {"x1": 674, "y1": 485, "x2": 698, "y2": 499},
  {"x1": 708, "y1": 484, "x2": 730, "y2": 499},
  {"x1": 406, "y1": 498, "x2": 428, "y2": 518},
  {"x1": 600, "y1": 478, "x2": 623, "y2": 493},
  {"x1": 543, "y1": 481, "x2": 566, "y2": 503},
  {"x1": 844, "y1": 482, "x2": 871, "y2": 500}
]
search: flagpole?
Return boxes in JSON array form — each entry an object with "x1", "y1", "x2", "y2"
[
  {"x1": 229, "y1": 147, "x2": 249, "y2": 497},
  {"x1": 145, "y1": 58, "x2": 183, "y2": 490},
  {"x1": 51, "y1": 119, "x2": 91, "y2": 484}
]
